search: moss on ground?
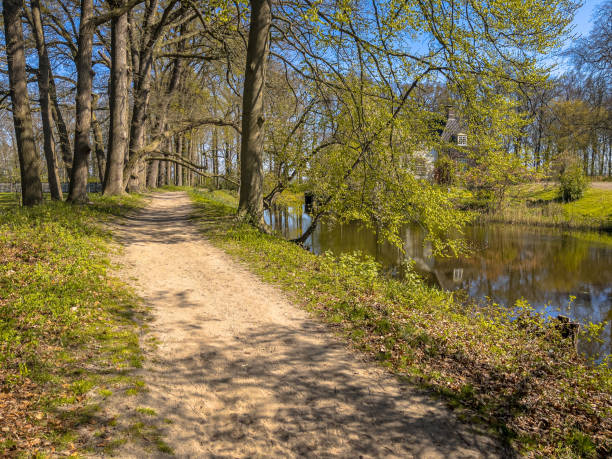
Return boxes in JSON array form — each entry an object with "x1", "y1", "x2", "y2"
[{"x1": 189, "y1": 188, "x2": 612, "y2": 458}]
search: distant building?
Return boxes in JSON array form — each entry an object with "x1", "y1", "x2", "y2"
[
  {"x1": 435, "y1": 107, "x2": 470, "y2": 164},
  {"x1": 409, "y1": 107, "x2": 470, "y2": 180}
]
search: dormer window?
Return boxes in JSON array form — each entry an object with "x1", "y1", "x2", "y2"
[{"x1": 457, "y1": 134, "x2": 467, "y2": 146}]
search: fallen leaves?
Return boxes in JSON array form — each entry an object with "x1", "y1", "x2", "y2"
[{"x1": 0, "y1": 374, "x2": 52, "y2": 456}]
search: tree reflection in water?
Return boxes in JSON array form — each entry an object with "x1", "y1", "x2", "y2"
[{"x1": 265, "y1": 205, "x2": 612, "y2": 360}]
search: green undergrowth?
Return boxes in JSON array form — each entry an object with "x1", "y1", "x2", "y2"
[
  {"x1": 274, "y1": 189, "x2": 305, "y2": 208},
  {"x1": 189, "y1": 189, "x2": 611, "y2": 457},
  {"x1": 0, "y1": 194, "x2": 148, "y2": 456}
]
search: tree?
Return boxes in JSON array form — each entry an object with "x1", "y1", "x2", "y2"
[
  {"x1": 69, "y1": 0, "x2": 143, "y2": 202},
  {"x1": 569, "y1": 0, "x2": 612, "y2": 76},
  {"x1": 237, "y1": 0, "x2": 271, "y2": 227},
  {"x1": 123, "y1": 0, "x2": 181, "y2": 191},
  {"x1": 67, "y1": 0, "x2": 95, "y2": 203},
  {"x1": 91, "y1": 94, "x2": 106, "y2": 184},
  {"x1": 3, "y1": 0, "x2": 43, "y2": 205},
  {"x1": 27, "y1": 0, "x2": 63, "y2": 200},
  {"x1": 103, "y1": 0, "x2": 130, "y2": 195},
  {"x1": 235, "y1": 0, "x2": 577, "y2": 251}
]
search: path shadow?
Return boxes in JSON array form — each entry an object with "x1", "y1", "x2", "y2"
[{"x1": 136, "y1": 320, "x2": 509, "y2": 458}]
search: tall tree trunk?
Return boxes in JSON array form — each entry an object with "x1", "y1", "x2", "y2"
[
  {"x1": 191, "y1": 132, "x2": 197, "y2": 186},
  {"x1": 166, "y1": 139, "x2": 172, "y2": 184},
  {"x1": 590, "y1": 139, "x2": 595, "y2": 177},
  {"x1": 125, "y1": 0, "x2": 160, "y2": 191},
  {"x1": 176, "y1": 135, "x2": 183, "y2": 186},
  {"x1": 147, "y1": 159, "x2": 159, "y2": 187},
  {"x1": 68, "y1": 0, "x2": 95, "y2": 203},
  {"x1": 3, "y1": 0, "x2": 43, "y2": 205},
  {"x1": 29, "y1": 0, "x2": 62, "y2": 200},
  {"x1": 212, "y1": 129, "x2": 219, "y2": 189},
  {"x1": 237, "y1": 0, "x2": 271, "y2": 226},
  {"x1": 146, "y1": 49, "x2": 183, "y2": 190},
  {"x1": 104, "y1": 2, "x2": 130, "y2": 195},
  {"x1": 599, "y1": 139, "x2": 604, "y2": 176},
  {"x1": 224, "y1": 141, "x2": 232, "y2": 177},
  {"x1": 158, "y1": 157, "x2": 166, "y2": 186},
  {"x1": 49, "y1": 73, "x2": 72, "y2": 177},
  {"x1": 183, "y1": 136, "x2": 189, "y2": 186},
  {"x1": 91, "y1": 94, "x2": 106, "y2": 184}
]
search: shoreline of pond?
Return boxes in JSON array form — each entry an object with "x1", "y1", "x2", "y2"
[
  {"x1": 264, "y1": 202, "x2": 612, "y2": 360},
  {"x1": 189, "y1": 189, "x2": 612, "y2": 456}
]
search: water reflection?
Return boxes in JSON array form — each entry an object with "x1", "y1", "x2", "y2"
[{"x1": 265, "y1": 205, "x2": 612, "y2": 359}]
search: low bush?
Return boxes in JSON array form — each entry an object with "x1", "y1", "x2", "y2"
[
  {"x1": 558, "y1": 154, "x2": 588, "y2": 202},
  {"x1": 433, "y1": 155, "x2": 456, "y2": 185}
]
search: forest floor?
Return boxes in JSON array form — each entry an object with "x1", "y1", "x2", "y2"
[{"x1": 106, "y1": 191, "x2": 502, "y2": 458}]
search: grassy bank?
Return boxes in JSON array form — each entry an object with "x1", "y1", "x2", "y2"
[
  {"x1": 0, "y1": 193, "x2": 20, "y2": 208},
  {"x1": 0, "y1": 195, "x2": 148, "y2": 456},
  {"x1": 189, "y1": 189, "x2": 611, "y2": 457},
  {"x1": 470, "y1": 183, "x2": 612, "y2": 230}
]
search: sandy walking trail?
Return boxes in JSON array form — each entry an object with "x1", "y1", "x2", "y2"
[{"x1": 111, "y1": 192, "x2": 503, "y2": 458}]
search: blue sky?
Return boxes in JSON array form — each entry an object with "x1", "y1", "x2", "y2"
[{"x1": 571, "y1": 0, "x2": 601, "y2": 37}]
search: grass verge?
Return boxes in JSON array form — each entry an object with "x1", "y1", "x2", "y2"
[
  {"x1": 471, "y1": 183, "x2": 612, "y2": 230},
  {"x1": 189, "y1": 188, "x2": 611, "y2": 458},
  {"x1": 0, "y1": 194, "x2": 148, "y2": 456}
]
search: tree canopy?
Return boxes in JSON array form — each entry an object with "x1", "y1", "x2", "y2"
[{"x1": 2, "y1": 0, "x2": 601, "y2": 251}]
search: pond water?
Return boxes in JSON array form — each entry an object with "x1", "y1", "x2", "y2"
[{"x1": 264, "y1": 205, "x2": 612, "y2": 359}]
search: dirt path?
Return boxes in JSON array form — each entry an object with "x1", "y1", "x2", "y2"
[{"x1": 110, "y1": 192, "x2": 503, "y2": 458}]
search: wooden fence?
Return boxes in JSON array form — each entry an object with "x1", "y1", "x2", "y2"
[{"x1": 0, "y1": 183, "x2": 103, "y2": 193}]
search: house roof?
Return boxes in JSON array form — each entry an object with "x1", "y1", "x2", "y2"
[{"x1": 440, "y1": 114, "x2": 467, "y2": 142}]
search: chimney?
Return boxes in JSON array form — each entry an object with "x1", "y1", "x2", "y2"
[{"x1": 445, "y1": 105, "x2": 456, "y2": 121}]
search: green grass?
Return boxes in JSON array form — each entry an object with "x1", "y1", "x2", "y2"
[
  {"x1": 158, "y1": 185, "x2": 195, "y2": 192},
  {"x1": 482, "y1": 183, "x2": 612, "y2": 230},
  {"x1": 0, "y1": 193, "x2": 147, "y2": 456},
  {"x1": 0, "y1": 192, "x2": 20, "y2": 208},
  {"x1": 189, "y1": 188, "x2": 612, "y2": 457},
  {"x1": 136, "y1": 407, "x2": 157, "y2": 416},
  {"x1": 205, "y1": 189, "x2": 238, "y2": 207}
]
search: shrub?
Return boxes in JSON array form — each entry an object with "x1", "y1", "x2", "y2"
[
  {"x1": 558, "y1": 154, "x2": 588, "y2": 202},
  {"x1": 433, "y1": 155, "x2": 455, "y2": 185},
  {"x1": 472, "y1": 187, "x2": 496, "y2": 211}
]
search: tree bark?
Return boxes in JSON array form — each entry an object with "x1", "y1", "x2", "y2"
[
  {"x1": 126, "y1": 0, "x2": 160, "y2": 191},
  {"x1": 158, "y1": 156, "x2": 166, "y2": 186},
  {"x1": 29, "y1": 0, "x2": 62, "y2": 200},
  {"x1": 147, "y1": 158, "x2": 159, "y2": 187},
  {"x1": 176, "y1": 135, "x2": 183, "y2": 186},
  {"x1": 49, "y1": 73, "x2": 72, "y2": 177},
  {"x1": 237, "y1": 0, "x2": 271, "y2": 226},
  {"x1": 3, "y1": 0, "x2": 43, "y2": 205},
  {"x1": 68, "y1": 0, "x2": 95, "y2": 203},
  {"x1": 212, "y1": 128, "x2": 219, "y2": 189},
  {"x1": 224, "y1": 141, "x2": 232, "y2": 177},
  {"x1": 91, "y1": 94, "x2": 106, "y2": 184},
  {"x1": 190, "y1": 132, "x2": 197, "y2": 186},
  {"x1": 103, "y1": 1, "x2": 130, "y2": 195},
  {"x1": 166, "y1": 139, "x2": 172, "y2": 184}
]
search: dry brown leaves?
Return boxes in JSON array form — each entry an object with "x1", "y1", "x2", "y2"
[{"x1": 0, "y1": 373, "x2": 55, "y2": 456}]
